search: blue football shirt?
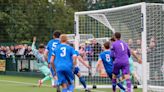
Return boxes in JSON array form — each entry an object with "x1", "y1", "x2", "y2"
[
  {"x1": 99, "y1": 50, "x2": 113, "y2": 73},
  {"x1": 75, "y1": 50, "x2": 79, "y2": 56},
  {"x1": 52, "y1": 44, "x2": 76, "y2": 71},
  {"x1": 46, "y1": 39, "x2": 60, "y2": 63}
]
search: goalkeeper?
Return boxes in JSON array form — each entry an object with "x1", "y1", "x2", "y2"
[{"x1": 32, "y1": 37, "x2": 55, "y2": 87}]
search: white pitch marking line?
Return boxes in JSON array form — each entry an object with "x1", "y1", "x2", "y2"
[
  {"x1": 78, "y1": 88, "x2": 106, "y2": 92},
  {"x1": 90, "y1": 90, "x2": 106, "y2": 92},
  {"x1": 0, "y1": 80, "x2": 49, "y2": 87},
  {"x1": 0, "y1": 80, "x2": 107, "y2": 92}
]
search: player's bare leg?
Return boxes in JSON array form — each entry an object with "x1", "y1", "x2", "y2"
[
  {"x1": 132, "y1": 72, "x2": 139, "y2": 89},
  {"x1": 53, "y1": 76, "x2": 61, "y2": 92},
  {"x1": 38, "y1": 80, "x2": 42, "y2": 87},
  {"x1": 38, "y1": 74, "x2": 52, "y2": 87}
]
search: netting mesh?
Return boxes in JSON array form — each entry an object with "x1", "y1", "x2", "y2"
[
  {"x1": 77, "y1": 5, "x2": 142, "y2": 86},
  {"x1": 75, "y1": 3, "x2": 164, "y2": 91},
  {"x1": 78, "y1": 14, "x2": 113, "y2": 85},
  {"x1": 146, "y1": 4, "x2": 164, "y2": 92}
]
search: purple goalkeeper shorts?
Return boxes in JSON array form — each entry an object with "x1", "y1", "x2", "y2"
[{"x1": 112, "y1": 61, "x2": 130, "y2": 75}]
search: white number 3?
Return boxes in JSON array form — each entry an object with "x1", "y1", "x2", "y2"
[
  {"x1": 120, "y1": 43, "x2": 124, "y2": 51},
  {"x1": 60, "y1": 47, "x2": 66, "y2": 57}
]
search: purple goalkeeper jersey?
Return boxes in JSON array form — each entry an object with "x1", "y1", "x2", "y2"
[{"x1": 111, "y1": 40, "x2": 130, "y2": 63}]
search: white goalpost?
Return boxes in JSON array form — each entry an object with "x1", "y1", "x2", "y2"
[{"x1": 74, "y1": 2, "x2": 164, "y2": 92}]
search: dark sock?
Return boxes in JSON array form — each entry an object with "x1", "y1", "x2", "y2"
[
  {"x1": 117, "y1": 82, "x2": 125, "y2": 91},
  {"x1": 112, "y1": 79, "x2": 117, "y2": 92},
  {"x1": 79, "y1": 77, "x2": 87, "y2": 89}
]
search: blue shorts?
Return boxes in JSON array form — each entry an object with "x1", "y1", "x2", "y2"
[
  {"x1": 57, "y1": 69, "x2": 74, "y2": 85},
  {"x1": 106, "y1": 71, "x2": 112, "y2": 79},
  {"x1": 107, "y1": 70, "x2": 121, "y2": 80},
  {"x1": 74, "y1": 67, "x2": 80, "y2": 75}
]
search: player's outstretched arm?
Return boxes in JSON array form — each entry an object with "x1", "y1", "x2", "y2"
[
  {"x1": 73, "y1": 55, "x2": 77, "y2": 67},
  {"x1": 78, "y1": 56, "x2": 91, "y2": 69},
  {"x1": 31, "y1": 37, "x2": 38, "y2": 57},
  {"x1": 32, "y1": 37, "x2": 45, "y2": 62},
  {"x1": 96, "y1": 60, "x2": 102, "y2": 72},
  {"x1": 44, "y1": 48, "x2": 49, "y2": 63},
  {"x1": 32, "y1": 37, "x2": 36, "y2": 50},
  {"x1": 131, "y1": 50, "x2": 142, "y2": 64},
  {"x1": 50, "y1": 55, "x2": 56, "y2": 73}
]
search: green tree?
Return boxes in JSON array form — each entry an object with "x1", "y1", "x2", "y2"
[{"x1": 0, "y1": 0, "x2": 76, "y2": 43}]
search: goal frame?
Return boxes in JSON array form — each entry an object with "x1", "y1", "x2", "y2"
[{"x1": 74, "y1": 2, "x2": 164, "y2": 92}]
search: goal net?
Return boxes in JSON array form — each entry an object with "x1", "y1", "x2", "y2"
[{"x1": 74, "y1": 2, "x2": 164, "y2": 92}]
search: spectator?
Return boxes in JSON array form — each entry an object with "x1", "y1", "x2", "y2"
[
  {"x1": 24, "y1": 44, "x2": 29, "y2": 56},
  {"x1": 26, "y1": 46, "x2": 34, "y2": 57},
  {"x1": 128, "y1": 39, "x2": 134, "y2": 49},
  {"x1": 16, "y1": 45, "x2": 26, "y2": 56},
  {"x1": 10, "y1": 45, "x2": 17, "y2": 54},
  {"x1": 136, "y1": 39, "x2": 141, "y2": 46},
  {"x1": 147, "y1": 36, "x2": 157, "y2": 52},
  {"x1": 8, "y1": 46, "x2": 16, "y2": 63},
  {"x1": 85, "y1": 40, "x2": 93, "y2": 62},
  {"x1": 0, "y1": 46, "x2": 6, "y2": 59},
  {"x1": 91, "y1": 39, "x2": 102, "y2": 61},
  {"x1": 6, "y1": 46, "x2": 11, "y2": 58},
  {"x1": 79, "y1": 43, "x2": 87, "y2": 60}
]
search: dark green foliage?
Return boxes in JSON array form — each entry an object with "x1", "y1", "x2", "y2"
[
  {"x1": 0, "y1": 0, "x2": 163, "y2": 44},
  {"x1": 0, "y1": 0, "x2": 76, "y2": 43}
]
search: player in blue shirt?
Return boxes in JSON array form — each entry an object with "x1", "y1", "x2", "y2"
[
  {"x1": 50, "y1": 34, "x2": 77, "y2": 92},
  {"x1": 74, "y1": 51, "x2": 91, "y2": 92},
  {"x1": 45, "y1": 31, "x2": 61, "y2": 87},
  {"x1": 96, "y1": 41, "x2": 125, "y2": 91},
  {"x1": 68, "y1": 43, "x2": 91, "y2": 92}
]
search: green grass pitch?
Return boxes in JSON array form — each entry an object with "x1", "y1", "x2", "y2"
[{"x1": 0, "y1": 75, "x2": 142, "y2": 92}]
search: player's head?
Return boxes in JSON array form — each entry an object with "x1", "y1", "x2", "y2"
[
  {"x1": 128, "y1": 39, "x2": 133, "y2": 45},
  {"x1": 92, "y1": 38, "x2": 97, "y2": 44},
  {"x1": 114, "y1": 32, "x2": 121, "y2": 40},
  {"x1": 60, "y1": 34, "x2": 68, "y2": 43},
  {"x1": 103, "y1": 41, "x2": 110, "y2": 50},
  {"x1": 110, "y1": 37, "x2": 116, "y2": 43},
  {"x1": 53, "y1": 31, "x2": 61, "y2": 39},
  {"x1": 38, "y1": 44, "x2": 45, "y2": 54}
]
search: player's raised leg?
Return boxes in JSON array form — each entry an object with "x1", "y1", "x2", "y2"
[
  {"x1": 38, "y1": 65, "x2": 54, "y2": 87},
  {"x1": 31, "y1": 37, "x2": 54, "y2": 87},
  {"x1": 74, "y1": 67, "x2": 90, "y2": 91}
]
